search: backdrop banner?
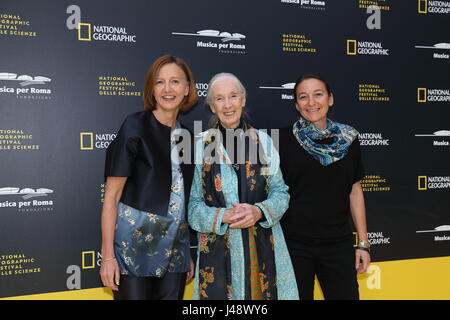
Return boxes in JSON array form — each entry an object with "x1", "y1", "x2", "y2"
[{"x1": 1, "y1": 0, "x2": 449, "y2": 298}]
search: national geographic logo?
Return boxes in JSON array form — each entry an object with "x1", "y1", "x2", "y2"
[
  {"x1": 196, "y1": 82, "x2": 209, "y2": 98},
  {"x1": 368, "y1": 231, "x2": 391, "y2": 246},
  {"x1": 417, "y1": 88, "x2": 450, "y2": 102},
  {"x1": 66, "y1": 5, "x2": 137, "y2": 43},
  {"x1": 359, "y1": 133, "x2": 390, "y2": 146},
  {"x1": 77, "y1": 24, "x2": 136, "y2": 43},
  {"x1": 417, "y1": 88, "x2": 427, "y2": 102},
  {"x1": 80, "y1": 132, "x2": 116, "y2": 150},
  {"x1": 81, "y1": 251, "x2": 97, "y2": 269},
  {"x1": 418, "y1": 176, "x2": 427, "y2": 190},
  {"x1": 77, "y1": 22, "x2": 91, "y2": 41},
  {"x1": 418, "y1": 175, "x2": 450, "y2": 190},
  {"x1": 346, "y1": 40, "x2": 389, "y2": 56},
  {"x1": 418, "y1": 0, "x2": 450, "y2": 14}
]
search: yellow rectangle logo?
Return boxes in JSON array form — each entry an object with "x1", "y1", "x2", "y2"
[
  {"x1": 418, "y1": 0, "x2": 428, "y2": 13},
  {"x1": 417, "y1": 88, "x2": 427, "y2": 102},
  {"x1": 78, "y1": 23, "x2": 92, "y2": 41},
  {"x1": 353, "y1": 232, "x2": 358, "y2": 247},
  {"x1": 80, "y1": 132, "x2": 94, "y2": 150},
  {"x1": 418, "y1": 176, "x2": 427, "y2": 190},
  {"x1": 347, "y1": 40, "x2": 357, "y2": 55},
  {"x1": 82, "y1": 251, "x2": 95, "y2": 269}
]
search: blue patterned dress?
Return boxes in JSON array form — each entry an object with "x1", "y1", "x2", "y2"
[{"x1": 114, "y1": 124, "x2": 190, "y2": 277}]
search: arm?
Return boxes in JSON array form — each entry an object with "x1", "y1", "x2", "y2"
[
  {"x1": 255, "y1": 130, "x2": 290, "y2": 227},
  {"x1": 188, "y1": 163, "x2": 229, "y2": 235},
  {"x1": 349, "y1": 181, "x2": 371, "y2": 274},
  {"x1": 100, "y1": 176, "x2": 127, "y2": 291},
  {"x1": 229, "y1": 168, "x2": 290, "y2": 229},
  {"x1": 229, "y1": 130, "x2": 290, "y2": 229},
  {"x1": 254, "y1": 168, "x2": 290, "y2": 228}
]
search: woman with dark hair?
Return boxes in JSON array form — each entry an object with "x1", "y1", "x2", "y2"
[
  {"x1": 100, "y1": 54, "x2": 198, "y2": 300},
  {"x1": 188, "y1": 72, "x2": 298, "y2": 300},
  {"x1": 278, "y1": 73, "x2": 370, "y2": 300}
]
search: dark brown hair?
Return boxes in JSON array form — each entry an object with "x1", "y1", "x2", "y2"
[
  {"x1": 293, "y1": 73, "x2": 332, "y2": 103},
  {"x1": 142, "y1": 54, "x2": 198, "y2": 111}
]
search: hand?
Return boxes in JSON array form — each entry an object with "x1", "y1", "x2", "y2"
[
  {"x1": 228, "y1": 203, "x2": 263, "y2": 229},
  {"x1": 222, "y1": 206, "x2": 243, "y2": 224},
  {"x1": 186, "y1": 257, "x2": 195, "y2": 283},
  {"x1": 100, "y1": 258, "x2": 120, "y2": 291},
  {"x1": 355, "y1": 249, "x2": 371, "y2": 274}
]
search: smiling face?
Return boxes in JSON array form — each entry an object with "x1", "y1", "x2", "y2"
[
  {"x1": 153, "y1": 63, "x2": 189, "y2": 113},
  {"x1": 209, "y1": 78, "x2": 246, "y2": 129},
  {"x1": 295, "y1": 78, "x2": 333, "y2": 130}
]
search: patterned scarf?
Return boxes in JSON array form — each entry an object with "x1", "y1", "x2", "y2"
[
  {"x1": 292, "y1": 117, "x2": 359, "y2": 166},
  {"x1": 198, "y1": 122, "x2": 278, "y2": 300}
]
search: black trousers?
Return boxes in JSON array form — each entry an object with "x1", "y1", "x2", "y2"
[
  {"x1": 287, "y1": 236, "x2": 359, "y2": 300},
  {"x1": 113, "y1": 272, "x2": 187, "y2": 300}
]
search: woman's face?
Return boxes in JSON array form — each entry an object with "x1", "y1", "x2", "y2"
[
  {"x1": 295, "y1": 78, "x2": 333, "y2": 130},
  {"x1": 209, "y1": 78, "x2": 246, "y2": 129},
  {"x1": 153, "y1": 63, "x2": 189, "y2": 112}
]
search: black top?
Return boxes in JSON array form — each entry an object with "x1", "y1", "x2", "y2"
[
  {"x1": 104, "y1": 110, "x2": 194, "y2": 218},
  {"x1": 278, "y1": 125, "x2": 365, "y2": 242}
]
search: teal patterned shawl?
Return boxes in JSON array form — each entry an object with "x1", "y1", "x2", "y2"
[{"x1": 292, "y1": 117, "x2": 359, "y2": 166}]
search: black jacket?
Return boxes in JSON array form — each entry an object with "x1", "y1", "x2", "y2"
[{"x1": 104, "y1": 110, "x2": 194, "y2": 219}]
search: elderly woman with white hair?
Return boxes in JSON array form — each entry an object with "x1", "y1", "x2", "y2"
[{"x1": 188, "y1": 73, "x2": 298, "y2": 300}]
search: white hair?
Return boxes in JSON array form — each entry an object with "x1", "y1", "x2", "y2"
[
  {"x1": 205, "y1": 72, "x2": 247, "y2": 106},
  {"x1": 205, "y1": 72, "x2": 249, "y2": 128}
]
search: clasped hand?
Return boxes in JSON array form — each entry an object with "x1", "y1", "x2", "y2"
[{"x1": 222, "y1": 203, "x2": 262, "y2": 229}]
